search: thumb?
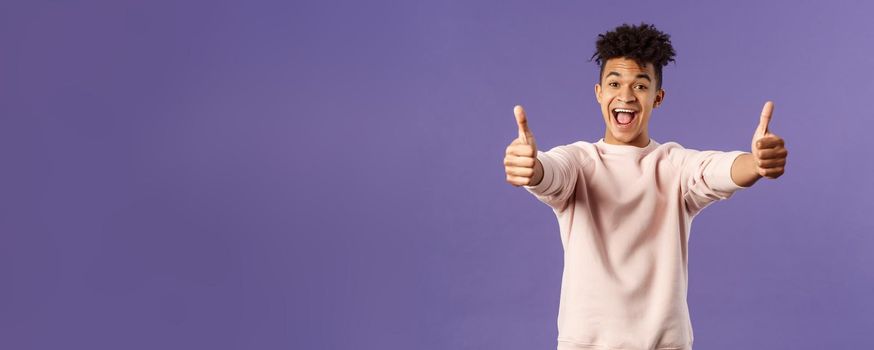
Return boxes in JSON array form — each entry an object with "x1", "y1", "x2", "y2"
[
  {"x1": 756, "y1": 101, "x2": 774, "y2": 137},
  {"x1": 514, "y1": 105, "x2": 532, "y2": 144}
]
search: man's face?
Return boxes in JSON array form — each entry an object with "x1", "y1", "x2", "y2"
[{"x1": 595, "y1": 57, "x2": 665, "y2": 147}]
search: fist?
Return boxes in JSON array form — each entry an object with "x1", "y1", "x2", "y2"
[
  {"x1": 505, "y1": 105, "x2": 540, "y2": 186},
  {"x1": 751, "y1": 101, "x2": 788, "y2": 179}
]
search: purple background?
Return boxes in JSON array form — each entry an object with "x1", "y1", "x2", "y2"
[{"x1": 2, "y1": 0, "x2": 873, "y2": 349}]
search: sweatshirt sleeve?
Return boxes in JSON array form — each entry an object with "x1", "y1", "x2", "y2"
[
  {"x1": 680, "y1": 149, "x2": 747, "y2": 216},
  {"x1": 522, "y1": 145, "x2": 581, "y2": 212}
]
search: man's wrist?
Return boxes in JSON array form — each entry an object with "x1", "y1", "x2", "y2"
[
  {"x1": 530, "y1": 158, "x2": 544, "y2": 186},
  {"x1": 731, "y1": 153, "x2": 762, "y2": 187}
]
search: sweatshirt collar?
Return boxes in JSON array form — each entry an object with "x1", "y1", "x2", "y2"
[{"x1": 595, "y1": 138, "x2": 659, "y2": 155}]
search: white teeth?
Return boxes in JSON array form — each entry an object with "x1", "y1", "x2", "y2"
[{"x1": 613, "y1": 108, "x2": 635, "y2": 113}]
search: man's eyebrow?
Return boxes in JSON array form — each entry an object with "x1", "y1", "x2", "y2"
[{"x1": 605, "y1": 71, "x2": 652, "y2": 82}]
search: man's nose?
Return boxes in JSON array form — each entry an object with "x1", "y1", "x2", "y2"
[{"x1": 617, "y1": 87, "x2": 636, "y2": 103}]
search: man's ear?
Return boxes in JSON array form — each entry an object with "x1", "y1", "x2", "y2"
[
  {"x1": 654, "y1": 88, "x2": 665, "y2": 108},
  {"x1": 595, "y1": 83, "x2": 602, "y2": 104}
]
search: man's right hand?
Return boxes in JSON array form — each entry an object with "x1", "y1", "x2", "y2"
[{"x1": 505, "y1": 105, "x2": 544, "y2": 187}]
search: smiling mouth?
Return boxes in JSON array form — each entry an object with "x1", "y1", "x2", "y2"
[{"x1": 612, "y1": 108, "x2": 637, "y2": 127}]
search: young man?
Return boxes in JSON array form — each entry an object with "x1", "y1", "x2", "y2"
[{"x1": 503, "y1": 23, "x2": 788, "y2": 350}]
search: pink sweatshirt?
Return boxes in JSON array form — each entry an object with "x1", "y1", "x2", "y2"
[{"x1": 524, "y1": 138, "x2": 747, "y2": 350}]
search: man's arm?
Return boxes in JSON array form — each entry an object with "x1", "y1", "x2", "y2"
[{"x1": 731, "y1": 101, "x2": 788, "y2": 187}]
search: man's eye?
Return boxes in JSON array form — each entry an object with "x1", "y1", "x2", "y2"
[
  {"x1": 635, "y1": 84, "x2": 648, "y2": 90},
  {"x1": 609, "y1": 82, "x2": 619, "y2": 87}
]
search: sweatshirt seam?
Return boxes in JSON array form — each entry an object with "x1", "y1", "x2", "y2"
[
  {"x1": 658, "y1": 144, "x2": 696, "y2": 204},
  {"x1": 558, "y1": 338, "x2": 690, "y2": 350},
  {"x1": 570, "y1": 141, "x2": 596, "y2": 169}
]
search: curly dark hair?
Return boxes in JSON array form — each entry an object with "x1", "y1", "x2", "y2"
[{"x1": 591, "y1": 23, "x2": 676, "y2": 90}]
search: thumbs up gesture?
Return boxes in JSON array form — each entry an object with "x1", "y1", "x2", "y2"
[
  {"x1": 505, "y1": 105, "x2": 543, "y2": 186},
  {"x1": 751, "y1": 101, "x2": 788, "y2": 179}
]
